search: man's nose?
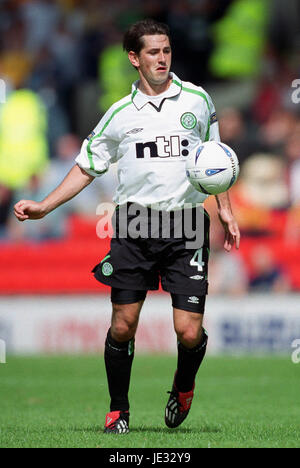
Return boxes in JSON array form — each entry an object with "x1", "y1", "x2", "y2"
[{"x1": 158, "y1": 52, "x2": 166, "y2": 63}]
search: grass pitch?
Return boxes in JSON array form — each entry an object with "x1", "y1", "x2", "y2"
[{"x1": 0, "y1": 354, "x2": 299, "y2": 448}]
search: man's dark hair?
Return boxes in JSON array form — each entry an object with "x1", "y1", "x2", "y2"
[{"x1": 123, "y1": 19, "x2": 171, "y2": 54}]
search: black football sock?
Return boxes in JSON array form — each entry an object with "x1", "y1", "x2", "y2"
[
  {"x1": 175, "y1": 328, "x2": 208, "y2": 393},
  {"x1": 104, "y1": 328, "x2": 135, "y2": 412}
]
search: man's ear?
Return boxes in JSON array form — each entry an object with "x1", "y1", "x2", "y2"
[{"x1": 128, "y1": 51, "x2": 139, "y2": 69}]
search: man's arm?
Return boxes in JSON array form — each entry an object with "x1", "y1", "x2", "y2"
[
  {"x1": 215, "y1": 191, "x2": 240, "y2": 251},
  {"x1": 14, "y1": 164, "x2": 95, "y2": 222}
]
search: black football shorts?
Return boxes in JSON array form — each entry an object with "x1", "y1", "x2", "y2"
[{"x1": 92, "y1": 203, "x2": 210, "y2": 298}]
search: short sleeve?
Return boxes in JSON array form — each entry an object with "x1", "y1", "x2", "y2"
[
  {"x1": 75, "y1": 108, "x2": 120, "y2": 177},
  {"x1": 200, "y1": 92, "x2": 220, "y2": 143}
]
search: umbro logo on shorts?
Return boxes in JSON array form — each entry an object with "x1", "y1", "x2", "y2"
[
  {"x1": 188, "y1": 296, "x2": 199, "y2": 304},
  {"x1": 189, "y1": 275, "x2": 203, "y2": 280}
]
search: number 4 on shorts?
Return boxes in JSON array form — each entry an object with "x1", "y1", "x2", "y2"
[{"x1": 190, "y1": 248, "x2": 205, "y2": 272}]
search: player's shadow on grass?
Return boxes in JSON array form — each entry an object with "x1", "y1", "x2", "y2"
[
  {"x1": 131, "y1": 425, "x2": 222, "y2": 434},
  {"x1": 71, "y1": 425, "x2": 221, "y2": 434}
]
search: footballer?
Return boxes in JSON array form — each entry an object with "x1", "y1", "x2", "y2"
[{"x1": 14, "y1": 19, "x2": 240, "y2": 434}]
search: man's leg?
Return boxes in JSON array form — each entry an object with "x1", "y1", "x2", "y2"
[
  {"x1": 105, "y1": 300, "x2": 143, "y2": 411},
  {"x1": 165, "y1": 300, "x2": 208, "y2": 428},
  {"x1": 173, "y1": 307, "x2": 207, "y2": 391},
  {"x1": 104, "y1": 289, "x2": 145, "y2": 433}
]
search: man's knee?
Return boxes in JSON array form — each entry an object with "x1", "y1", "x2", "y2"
[
  {"x1": 176, "y1": 327, "x2": 203, "y2": 348},
  {"x1": 111, "y1": 302, "x2": 142, "y2": 342},
  {"x1": 111, "y1": 320, "x2": 136, "y2": 342},
  {"x1": 174, "y1": 311, "x2": 204, "y2": 348}
]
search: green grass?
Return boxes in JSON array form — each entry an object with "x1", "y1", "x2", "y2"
[{"x1": 0, "y1": 355, "x2": 299, "y2": 448}]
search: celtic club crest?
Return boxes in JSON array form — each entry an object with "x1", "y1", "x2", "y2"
[{"x1": 181, "y1": 112, "x2": 197, "y2": 130}]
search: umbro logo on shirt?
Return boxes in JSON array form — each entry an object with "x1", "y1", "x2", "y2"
[{"x1": 126, "y1": 128, "x2": 144, "y2": 135}]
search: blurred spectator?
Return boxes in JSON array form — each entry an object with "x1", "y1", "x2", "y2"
[
  {"x1": 224, "y1": 153, "x2": 289, "y2": 236},
  {"x1": 283, "y1": 130, "x2": 300, "y2": 244},
  {"x1": 284, "y1": 204, "x2": 300, "y2": 245},
  {"x1": 218, "y1": 107, "x2": 263, "y2": 166},
  {"x1": 259, "y1": 109, "x2": 298, "y2": 155},
  {"x1": 268, "y1": 0, "x2": 300, "y2": 55},
  {"x1": 209, "y1": 0, "x2": 269, "y2": 79},
  {"x1": 49, "y1": 19, "x2": 81, "y2": 89},
  {"x1": 285, "y1": 131, "x2": 300, "y2": 204},
  {"x1": 208, "y1": 216, "x2": 248, "y2": 296},
  {"x1": 26, "y1": 46, "x2": 58, "y2": 92},
  {"x1": 165, "y1": 0, "x2": 190, "y2": 80},
  {"x1": 0, "y1": 184, "x2": 13, "y2": 237},
  {"x1": 237, "y1": 154, "x2": 289, "y2": 210},
  {"x1": 20, "y1": 0, "x2": 61, "y2": 54},
  {"x1": 98, "y1": 26, "x2": 137, "y2": 113},
  {"x1": 249, "y1": 245, "x2": 291, "y2": 293},
  {"x1": 0, "y1": 20, "x2": 33, "y2": 89},
  {"x1": 78, "y1": 0, "x2": 109, "y2": 81},
  {"x1": 0, "y1": 89, "x2": 49, "y2": 190},
  {"x1": 166, "y1": 0, "x2": 232, "y2": 84},
  {"x1": 114, "y1": 0, "x2": 143, "y2": 32},
  {"x1": 252, "y1": 77, "x2": 281, "y2": 124},
  {"x1": 0, "y1": 88, "x2": 49, "y2": 233},
  {"x1": 142, "y1": 0, "x2": 168, "y2": 24}
]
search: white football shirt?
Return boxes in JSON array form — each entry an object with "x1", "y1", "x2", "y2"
[{"x1": 75, "y1": 73, "x2": 220, "y2": 211}]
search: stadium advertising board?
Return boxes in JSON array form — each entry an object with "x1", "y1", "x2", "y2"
[{"x1": 0, "y1": 295, "x2": 300, "y2": 355}]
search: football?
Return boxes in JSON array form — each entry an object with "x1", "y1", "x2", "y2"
[{"x1": 185, "y1": 141, "x2": 240, "y2": 195}]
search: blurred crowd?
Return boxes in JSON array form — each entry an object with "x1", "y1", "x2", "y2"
[{"x1": 0, "y1": 0, "x2": 300, "y2": 294}]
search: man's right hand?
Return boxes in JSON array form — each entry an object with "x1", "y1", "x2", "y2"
[{"x1": 14, "y1": 200, "x2": 47, "y2": 222}]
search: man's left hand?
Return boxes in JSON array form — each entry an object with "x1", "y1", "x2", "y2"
[{"x1": 218, "y1": 209, "x2": 240, "y2": 252}]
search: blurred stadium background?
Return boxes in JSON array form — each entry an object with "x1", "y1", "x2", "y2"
[{"x1": 0, "y1": 0, "x2": 300, "y2": 358}]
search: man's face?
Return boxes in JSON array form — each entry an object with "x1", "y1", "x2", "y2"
[{"x1": 129, "y1": 34, "x2": 172, "y2": 86}]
